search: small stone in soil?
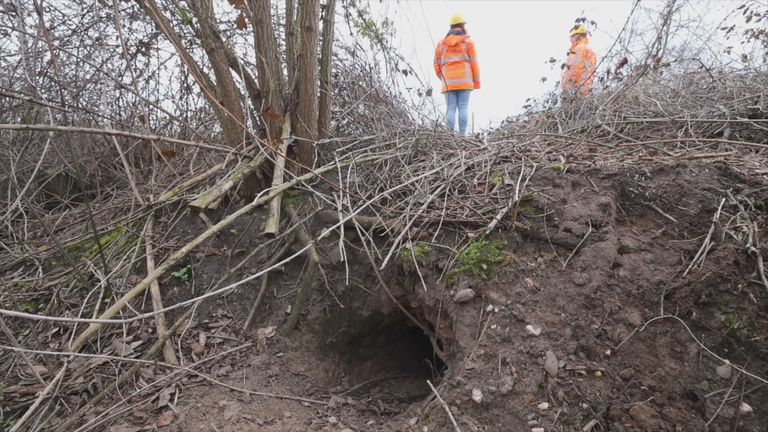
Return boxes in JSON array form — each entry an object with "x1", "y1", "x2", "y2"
[
  {"x1": 454, "y1": 289, "x2": 475, "y2": 303},
  {"x1": 485, "y1": 290, "x2": 507, "y2": 305},
  {"x1": 526, "y1": 324, "x2": 542, "y2": 336},
  {"x1": 499, "y1": 375, "x2": 514, "y2": 395},
  {"x1": 618, "y1": 368, "x2": 634, "y2": 380},
  {"x1": 471, "y1": 388, "x2": 483, "y2": 403},
  {"x1": 715, "y1": 363, "x2": 732, "y2": 379},
  {"x1": 544, "y1": 351, "x2": 559, "y2": 377},
  {"x1": 739, "y1": 402, "x2": 753, "y2": 414},
  {"x1": 531, "y1": 428, "x2": 545, "y2": 432},
  {"x1": 537, "y1": 402, "x2": 550, "y2": 411}
]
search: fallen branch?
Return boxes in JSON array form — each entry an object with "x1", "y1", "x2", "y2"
[
  {"x1": 157, "y1": 161, "x2": 226, "y2": 203},
  {"x1": 643, "y1": 201, "x2": 678, "y2": 224},
  {"x1": 751, "y1": 221, "x2": 768, "y2": 294},
  {"x1": 264, "y1": 114, "x2": 293, "y2": 236},
  {"x1": 145, "y1": 215, "x2": 178, "y2": 365},
  {"x1": 485, "y1": 164, "x2": 535, "y2": 235},
  {"x1": 426, "y1": 380, "x2": 462, "y2": 432},
  {"x1": 683, "y1": 198, "x2": 725, "y2": 276},
  {"x1": 189, "y1": 154, "x2": 266, "y2": 210},
  {"x1": 563, "y1": 220, "x2": 593, "y2": 270}
]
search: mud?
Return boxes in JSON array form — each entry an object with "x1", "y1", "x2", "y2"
[{"x1": 109, "y1": 161, "x2": 766, "y2": 432}]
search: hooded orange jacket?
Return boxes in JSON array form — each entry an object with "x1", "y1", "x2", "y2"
[
  {"x1": 562, "y1": 37, "x2": 597, "y2": 96},
  {"x1": 434, "y1": 33, "x2": 480, "y2": 93}
]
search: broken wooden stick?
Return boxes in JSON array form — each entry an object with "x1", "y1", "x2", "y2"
[
  {"x1": 683, "y1": 198, "x2": 725, "y2": 276},
  {"x1": 264, "y1": 114, "x2": 292, "y2": 236},
  {"x1": 427, "y1": 380, "x2": 462, "y2": 432},
  {"x1": 145, "y1": 215, "x2": 178, "y2": 365},
  {"x1": 157, "y1": 161, "x2": 226, "y2": 203},
  {"x1": 485, "y1": 164, "x2": 535, "y2": 235},
  {"x1": 189, "y1": 153, "x2": 266, "y2": 210}
]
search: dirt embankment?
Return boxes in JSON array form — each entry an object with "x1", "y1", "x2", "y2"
[{"x1": 128, "y1": 160, "x2": 766, "y2": 432}]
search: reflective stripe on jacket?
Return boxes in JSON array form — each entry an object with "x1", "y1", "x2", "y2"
[
  {"x1": 434, "y1": 34, "x2": 480, "y2": 93},
  {"x1": 562, "y1": 37, "x2": 597, "y2": 96}
]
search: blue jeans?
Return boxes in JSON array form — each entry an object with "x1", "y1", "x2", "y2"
[{"x1": 445, "y1": 90, "x2": 471, "y2": 134}]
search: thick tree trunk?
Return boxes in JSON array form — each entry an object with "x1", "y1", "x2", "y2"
[
  {"x1": 318, "y1": 0, "x2": 336, "y2": 139},
  {"x1": 188, "y1": 0, "x2": 245, "y2": 146},
  {"x1": 295, "y1": 0, "x2": 320, "y2": 168},
  {"x1": 248, "y1": 0, "x2": 286, "y2": 141},
  {"x1": 285, "y1": 0, "x2": 298, "y2": 87}
]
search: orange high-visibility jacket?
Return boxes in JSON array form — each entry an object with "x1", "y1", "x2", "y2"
[
  {"x1": 562, "y1": 37, "x2": 597, "y2": 96},
  {"x1": 434, "y1": 34, "x2": 480, "y2": 93}
]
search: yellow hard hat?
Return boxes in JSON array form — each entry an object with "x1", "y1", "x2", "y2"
[
  {"x1": 570, "y1": 25, "x2": 588, "y2": 36},
  {"x1": 450, "y1": 14, "x2": 466, "y2": 26}
]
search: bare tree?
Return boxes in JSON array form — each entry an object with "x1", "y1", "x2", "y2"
[
  {"x1": 319, "y1": 0, "x2": 336, "y2": 139},
  {"x1": 294, "y1": 0, "x2": 319, "y2": 166}
]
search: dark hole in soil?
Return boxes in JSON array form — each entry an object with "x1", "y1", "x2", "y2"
[{"x1": 336, "y1": 311, "x2": 446, "y2": 401}]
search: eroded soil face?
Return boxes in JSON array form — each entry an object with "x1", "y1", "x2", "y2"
[{"x1": 116, "y1": 161, "x2": 766, "y2": 432}]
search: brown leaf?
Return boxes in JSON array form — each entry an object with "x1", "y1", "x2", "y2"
[
  {"x1": 235, "y1": 12, "x2": 247, "y2": 30},
  {"x1": 227, "y1": 0, "x2": 245, "y2": 9},
  {"x1": 256, "y1": 326, "x2": 276, "y2": 351},
  {"x1": 154, "y1": 410, "x2": 175, "y2": 428},
  {"x1": 191, "y1": 341, "x2": 205, "y2": 356},
  {"x1": 160, "y1": 148, "x2": 177, "y2": 159}
]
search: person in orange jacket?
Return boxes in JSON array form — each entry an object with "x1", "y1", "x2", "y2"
[
  {"x1": 434, "y1": 14, "x2": 480, "y2": 134},
  {"x1": 562, "y1": 25, "x2": 597, "y2": 97}
]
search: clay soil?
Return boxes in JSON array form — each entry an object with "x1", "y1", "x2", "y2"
[{"x1": 110, "y1": 160, "x2": 767, "y2": 432}]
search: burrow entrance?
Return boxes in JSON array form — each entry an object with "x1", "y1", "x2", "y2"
[{"x1": 322, "y1": 309, "x2": 447, "y2": 402}]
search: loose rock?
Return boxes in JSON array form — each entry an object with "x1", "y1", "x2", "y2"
[
  {"x1": 499, "y1": 375, "x2": 514, "y2": 395},
  {"x1": 537, "y1": 402, "x2": 550, "y2": 411},
  {"x1": 544, "y1": 351, "x2": 559, "y2": 377},
  {"x1": 531, "y1": 428, "x2": 545, "y2": 432},
  {"x1": 525, "y1": 324, "x2": 542, "y2": 336},
  {"x1": 715, "y1": 363, "x2": 732, "y2": 379},
  {"x1": 454, "y1": 289, "x2": 475, "y2": 304},
  {"x1": 471, "y1": 388, "x2": 483, "y2": 403},
  {"x1": 485, "y1": 290, "x2": 508, "y2": 305},
  {"x1": 739, "y1": 402, "x2": 753, "y2": 414}
]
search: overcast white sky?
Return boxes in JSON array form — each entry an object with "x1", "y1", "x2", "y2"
[{"x1": 370, "y1": 0, "x2": 743, "y2": 130}]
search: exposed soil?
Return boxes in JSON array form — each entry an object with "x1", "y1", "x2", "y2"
[{"x1": 109, "y1": 161, "x2": 767, "y2": 432}]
